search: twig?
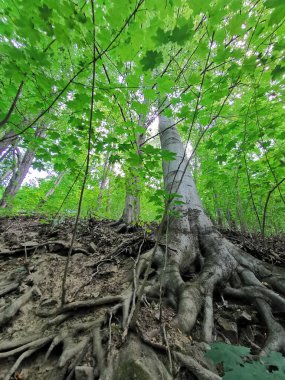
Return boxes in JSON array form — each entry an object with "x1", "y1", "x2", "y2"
[
  {"x1": 60, "y1": 0, "x2": 97, "y2": 305},
  {"x1": 0, "y1": 81, "x2": 24, "y2": 127},
  {"x1": 108, "y1": 310, "x2": 113, "y2": 353},
  {"x1": 162, "y1": 323, "x2": 173, "y2": 374},
  {"x1": 38, "y1": 295, "x2": 123, "y2": 317},
  {"x1": 122, "y1": 231, "x2": 146, "y2": 340},
  {"x1": 262, "y1": 177, "x2": 285, "y2": 237},
  {"x1": 0, "y1": 0, "x2": 145, "y2": 142}
]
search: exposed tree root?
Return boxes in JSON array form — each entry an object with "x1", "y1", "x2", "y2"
[
  {"x1": 1, "y1": 223, "x2": 285, "y2": 379},
  {"x1": 58, "y1": 336, "x2": 90, "y2": 368},
  {"x1": 93, "y1": 325, "x2": 105, "y2": 374},
  {"x1": 0, "y1": 286, "x2": 40, "y2": 327},
  {"x1": 0, "y1": 281, "x2": 19, "y2": 297},
  {"x1": 37, "y1": 295, "x2": 122, "y2": 317},
  {"x1": 0, "y1": 335, "x2": 42, "y2": 356},
  {"x1": 3, "y1": 336, "x2": 53, "y2": 380},
  {"x1": 0, "y1": 336, "x2": 52, "y2": 360},
  {"x1": 138, "y1": 226, "x2": 285, "y2": 360},
  {"x1": 65, "y1": 338, "x2": 90, "y2": 380},
  {"x1": 174, "y1": 351, "x2": 221, "y2": 380},
  {"x1": 0, "y1": 268, "x2": 28, "y2": 298},
  {"x1": 0, "y1": 240, "x2": 91, "y2": 259},
  {"x1": 44, "y1": 312, "x2": 72, "y2": 327}
]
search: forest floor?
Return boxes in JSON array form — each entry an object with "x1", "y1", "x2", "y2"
[{"x1": 0, "y1": 215, "x2": 284, "y2": 379}]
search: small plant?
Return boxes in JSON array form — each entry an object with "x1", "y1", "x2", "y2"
[{"x1": 206, "y1": 342, "x2": 285, "y2": 379}]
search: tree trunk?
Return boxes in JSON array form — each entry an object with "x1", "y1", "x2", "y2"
[
  {"x1": 237, "y1": 189, "x2": 247, "y2": 232},
  {"x1": 0, "y1": 130, "x2": 17, "y2": 157},
  {"x1": 0, "y1": 150, "x2": 35, "y2": 208},
  {"x1": 94, "y1": 152, "x2": 111, "y2": 214},
  {"x1": 226, "y1": 203, "x2": 237, "y2": 229},
  {"x1": 0, "y1": 169, "x2": 13, "y2": 184},
  {"x1": 38, "y1": 172, "x2": 65, "y2": 207},
  {"x1": 213, "y1": 193, "x2": 223, "y2": 227},
  {"x1": 0, "y1": 128, "x2": 45, "y2": 208},
  {"x1": 121, "y1": 113, "x2": 146, "y2": 225},
  {"x1": 121, "y1": 176, "x2": 141, "y2": 225},
  {"x1": 150, "y1": 114, "x2": 285, "y2": 346},
  {"x1": 102, "y1": 114, "x2": 285, "y2": 378}
]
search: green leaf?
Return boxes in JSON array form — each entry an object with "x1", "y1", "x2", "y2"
[
  {"x1": 265, "y1": 0, "x2": 285, "y2": 9},
  {"x1": 161, "y1": 149, "x2": 176, "y2": 161},
  {"x1": 153, "y1": 27, "x2": 172, "y2": 45},
  {"x1": 38, "y1": 5, "x2": 53, "y2": 21},
  {"x1": 170, "y1": 23, "x2": 192, "y2": 45},
  {"x1": 140, "y1": 50, "x2": 163, "y2": 71},
  {"x1": 206, "y1": 342, "x2": 250, "y2": 372},
  {"x1": 269, "y1": 6, "x2": 285, "y2": 25},
  {"x1": 271, "y1": 65, "x2": 285, "y2": 80}
]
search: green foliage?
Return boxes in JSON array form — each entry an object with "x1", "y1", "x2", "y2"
[
  {"x1": 206, "y1": 343, "x2": 285, "y2": 379},
  {"x1": 0, "y1": 0, "x2": 284, "y2": 233},
  {"x1": 140, "y1": 50, "x2": 164, "y2": 71}
]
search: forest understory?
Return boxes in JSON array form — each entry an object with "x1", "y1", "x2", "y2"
[{"x1": 0, "y1": 215, "x2": 284, "y2": 380}]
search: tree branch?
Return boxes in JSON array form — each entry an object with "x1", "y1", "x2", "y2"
[{"x1": 0, "y1": 81, "x2": 24, "y2": 128}]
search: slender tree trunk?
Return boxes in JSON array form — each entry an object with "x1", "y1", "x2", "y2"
[
  {"x1": 38, "y1": 172, "x2": 65, "y2": 207},
  {"x1": 94, "y1": 152, "x2": 111, "y2": 214},
  {"x1": 0, "y1": 128, "x2": 45, "y2": 208},
  {"x1": 213, "y1": 193, "x2": 223, "y2": 226},
  {"x1": 121, "y1": 113, "x2": 146, "y2": 225},
  {"x1": 237, "y1": 189, "x2": 247, "y2": 232},
  {"x1": 0, "y1": 150, "x2": 35, "y2": 208},
  {"x1": 0, "y1": 169, "x2": 13, "y2": 184},
  {"x1": 121, "y1": 176, "x2": 141, "y2": 224},
  {"x1": 226, "y1": 202, "x2": 236, "y2": 229},
  {"x1": 0, "y1": 130, "x2": 17, "y2": 157}
]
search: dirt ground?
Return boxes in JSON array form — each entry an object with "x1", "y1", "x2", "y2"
[{"x1": 0, "y1": 215, "x2": 284, "y2": 379}]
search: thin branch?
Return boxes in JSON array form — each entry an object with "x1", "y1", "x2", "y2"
[
  {"x1": 243, "y1": 151, "x2": 262, "y2": 231},
  {"x1": 43, "y1": 39, "x2": 56, "y2": 53},
  {"x1": 0, "y1": 81, "x2": 24, "y2": 127},
  {"x1": 0, "y1": 0, "x2": 145, "y2": 143},
  {"x1": 61, "y1": 0, "x2": 96, "y2": 305},
  {"x1": 262, "y1": 177, "x2": 285, "y2": 236},
  {"x1": 141, "y1": 118, "x2": 185, "y2": 146}
]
